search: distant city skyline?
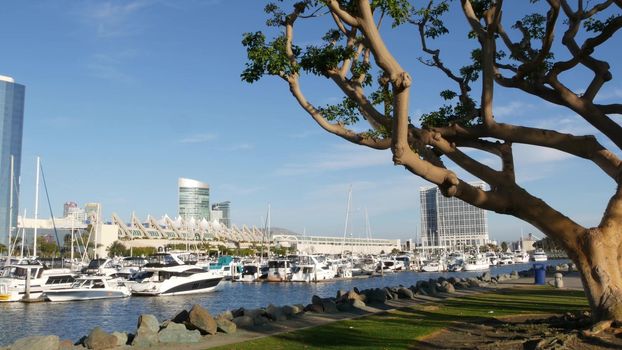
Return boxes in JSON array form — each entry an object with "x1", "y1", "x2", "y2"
[{"x1": 1, "y1": 1, "x2": 619, "y2": 243}]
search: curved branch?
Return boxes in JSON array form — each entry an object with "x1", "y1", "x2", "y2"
[{"x1": 326, "y1": 0, "x2": 359, "y2": 27}]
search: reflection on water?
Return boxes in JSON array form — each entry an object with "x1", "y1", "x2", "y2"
[{"x1": 0, "y1": 262, "x2": 553, "y2": 345}]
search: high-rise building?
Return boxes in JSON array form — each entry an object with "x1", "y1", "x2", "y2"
[
  {"x1": 212, "y1": 201, "x2": 231, "y2": 228},
  {"x1": 0, "y1": 75, "x2": 25, "y2": 247},
  {"x1": 420, "y1": 182, "x2": 489, "y2": 250},
  {"x1": 178, "y1": 178, "x2": 210, "y2": 220},
  {"x1": 63, "y1": 201, "x2": 86, "y2": 222}
]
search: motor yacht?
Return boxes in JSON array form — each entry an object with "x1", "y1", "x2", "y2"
[
  {"x1": 237, "y1": 262, "x2": 261, "y2": 282},
  {"x1": 129, "y1": 253, "x2": 222, "y2": 296},
  {"x1": 0, "y1": 262, "x2": 75, "y2": 302},
  {"x1": 463, "y1": 254, "x2": 490, "y2": 271},
  {"x1": 420, "y1": 260, "x2": 445, "y2": 272},
  {"x1": 266, "y1": 259, "x2": 292, "y2": 282},
  {"x1": 531, "y1": 249, "x2": 548, "y2": 262},
  {"x1": 498, "y1": 253, "x2": 515, "y2": 265},
  {"x1": 513, "y1": 250, "x2": 530, "y2": 264},
  {"x1": 44, "y1": 276, "x2": 130, "y2": 301},
  {"x1": 290, "y1": 255, "x2": 336, "y2": 282}
]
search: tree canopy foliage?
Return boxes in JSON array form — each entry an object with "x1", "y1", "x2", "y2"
[{"x1": 242, "y1": 0, "x2": 622, "y2": 325}]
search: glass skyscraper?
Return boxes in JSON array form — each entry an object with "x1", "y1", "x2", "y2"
[
  {"x1": 212, "y1": 201, "x2": 231, "y2": 228},
  {"x1": 178, "y1": 178, "x2": 210, "y2": 221},
  {"x1": 420, "y1": 182, "x2": 489, "y2": 249},
  {"x1": 0, "y1": 75, "x2": 25, "y2": 247}
]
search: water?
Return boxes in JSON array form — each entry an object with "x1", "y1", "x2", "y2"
[{"x1": 0, "y1": 263, "x2": 552, "y2": 345}]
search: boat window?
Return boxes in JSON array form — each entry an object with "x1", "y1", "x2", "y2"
[
  {"x1": 93, "y1": 280, "x2": 105, "y2": 288},
  {"x1": 303, "y1": 267, "x2": 313, "y2": 274},
  {"x1": 243, "y1": 266, "x2": 258, "y2": 274}
]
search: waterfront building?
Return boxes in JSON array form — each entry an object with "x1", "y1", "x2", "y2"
[
  {"x1": 272, "y1": 234, "x2": 401, "y2": 255},
  {"x1": 178, "y1": 178, "x2": 210, "y2": 221},
  {"x1": 212, "y1": 201, "x2": 231, "y2": 228},
  {"x1": 0, "y1": 75, "x2": 25, "y2": 247},
  {"x1": 63, "y1": 201, "x2": 86, "y2": 223},
  {"x1": 419, "y1": 182, "x2": 489, "y2": 251}
]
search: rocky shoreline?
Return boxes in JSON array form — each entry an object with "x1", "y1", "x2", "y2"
[{"x1": 1, "y1": 263, "x2": 576, "y2": 350}]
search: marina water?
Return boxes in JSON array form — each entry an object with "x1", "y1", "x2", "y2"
[{"x1": 0, "y1": 263, "x2": 553, "y2": 345}]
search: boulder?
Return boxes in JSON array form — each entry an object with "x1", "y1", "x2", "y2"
[
  {"x1": 351, "y1": 299, "x2": 366, "y2": 309},
  {"x1": 481, "y1": 271, "x2": 492, "y2": 282},
  {"x1": 11, "y1": 336, "x2": 60, "y2": 350},
  {"x1": 158, "y1": 322, "x2": 202, "y2": 343},
  {"x1": 439, "y1": 281, "x2": 456, "y2": 294},
  {"x1": 231, "y1": 307, "x2": 245, "y2": 318},
  {"x1": 454, "y1": 281, "x2": 470, "y2": 289},
  {"x1": 243, "y1": 308, "x2": 265, "y2": 319},
  {"x1": 171, "y1": 309, "x2": 189, "y2": 324},
  {"x1": 131, "y1": 329, "x2": 159, "y2": 348},
  {"x1": 136, "y1": 314, "x2": 160, "y2": 333},
  {"x1": 305, "y1": 303, "x2": 324, "y2": 313},
  {"x1": 58, "y1": 339, "x2": 74, "y2": 350},
  {"x1": 232, "y1": 315, "x2": 254, "y2": 327},
  {"x1": 293, "y1": 304, "x2": 306, "y2": 313},
  {"x1": 111, "y1": 332, "x2": 128, "y2": 347},
  {"x1": 188, "y1": 304, "x2": 217, "y2": 335},
  {"x1": 253, "y1": 314, "x2": 269, "y2": 325},
  {"x1": 321, "y1": 299, "x2": 339, "y2": 313},
  {"x1": 266, "y1": 304, "x2": 287, "y2": 321},
  {"x1": 353, "y1": 287, "x2": 360, "y2": 294},
  {"x1": 84, "y1": 327, "x2": 117, "y2": 350},
  {"x1": 365, "y1": 288, "x2": 387, "y2": 304},
  {"x1": 311, "y1": 295, "x2": 322, "y2": 305},
  {"x1": 282, "y1": 305, "x2": 300, "y2": 316},
  {"x1": 218, "y1": 310, "x2": 234, "y2": 321},
  {"x1": 216, "y1": 316, "x2": 237, "y2": 334},
  {"x1": 510, "y1": 270, "x2": 519, "y2": 279},
  {"x1": 397, "y1": 287, "x2": 414, "y2": 299},
  {"x1": 448, "y1": 277, "x2": 460, "y2": 285},
  {"x1": 336, "y1": 289, "x2": 347, "y2": 299}
]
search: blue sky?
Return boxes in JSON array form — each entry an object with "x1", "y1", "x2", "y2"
[{"x1": 2, "y1": 1, "x2": 620, "y2": 242}]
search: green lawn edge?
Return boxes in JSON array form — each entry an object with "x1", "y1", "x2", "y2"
[{"x1": 209, "y1": 288, "x2": 588, "y2": 350}]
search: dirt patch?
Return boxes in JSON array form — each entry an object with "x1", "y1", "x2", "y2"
[{"x1": 412, "y1": 312, "x2": 622, "y2": 350}]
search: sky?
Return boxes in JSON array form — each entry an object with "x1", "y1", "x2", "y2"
[{"x1": 1, "y1": 0, "x2": 620, "y2": 243}]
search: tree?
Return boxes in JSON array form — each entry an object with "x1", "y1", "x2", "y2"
[
  {"x1": 242, "y1": 0, "x2": 622, "y2": 326},
  {"x1": 107, "y1": 241, "x2": 129, "y2": 257},
  {"x1": 501, "y1": 241, "x2": 508, "y2": 252},
  {"x1": 0, "y1": 243, "x2": 6, "y2": 255}
]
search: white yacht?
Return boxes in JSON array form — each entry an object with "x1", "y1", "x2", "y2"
[
  {"x1": 484, "y1": 251, "x2": 499, "y2": 266},
  {"x1": 129, "y1": 253, "x2": 222, "y2": 296},
  {"x1": 463, "y1": 254, "x2": 490, "y2": 271},
  {"x1": 266, "y1": 259, "x2": 292, "y2": 282},
  {"x1": 237, "y1": 262, "x2": 261, "y2": 282},
  {"x1": 513, "y1": 250, "x2": 530, "y2": 264},
  {"x1": 0, "y1": 263, "x2": 75, "y2": 302},
  {"x1": 420, "y1": 260, "x2": 445, "y2": 272},
  {"x1": 531, "y1": 249, "x2": 548, "y2": 262},
  {"x1": 44, "y1": 276, "x2": 130, "y2": 301},
  {"x1": 498, "y1": 253, "x2": 515, "y2": 265},
  {"x1": 290, "y1": 255, "x2": 336, "y2": 282}
]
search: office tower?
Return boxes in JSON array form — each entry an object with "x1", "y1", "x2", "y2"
[
  {"x1": 420, "y1": 182, "x2": 489, "y2": 249},
  {"x1": 0, "y1": 75, "x2": 25, "y2": 247},
  {"x1": 178, "y1": 178, "x2": 210, "y2": 220},
  {"x1": 212, "y1": 201, "x2": 231, "y2": 228}
]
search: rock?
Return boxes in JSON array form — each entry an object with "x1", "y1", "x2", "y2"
[
  {"x1": 351, "y1": 299, "x2": 366, "y2": 309},
  {"x1": 111, "y1": 332, "x2": 128, "y2": 346},
  {"x1": 11, "y1": 336, "x2": 60, "y2": 350},
  {"x1": 282, "y1": 305, "x2": 298, "y2": 316},
  {"x1": 481, "y1": 271, "x2": 491, "y2": 282},
  {"x1": 455, "y1": 281, "x2": 470, "y2": 289},
  {"x1": 510, "y1": 270, "x2": 519, "y2": 279},
  {"x1": 253, "y1": 314, "x2": 269, "y2": 325},
  {"x1": 84, "y1": 327, "x2": 117, "y2": 350},
  {"x1": 343, "y1": 290, "x2": 363, "y2": 303},
  {"x1": 353, "y1": 287, "x2": 360, "y2": 294},
  {"x1": 365, "y1": 288, "x2": 387, "y2": 304},
  {"x1": 231, "y1": 307, "x2": 245, "y2": 318},
  {"x1": 243, "y1": 308, "x2": 265, "y2": 319},
  {"x1": 58, "y1": 339, "x2": 74, "y2": 350},
  {"x1": 448, "y1": 277, "x2": 459, "y2": 284},
  {"x1": 336, "y1": 289, "x2": 347, "y2": 299},
  {"x1": 232, "y1": 315, "x2": 254, "y2": 327},
  {"x1": 171, "y1": 309, "x2": 189, "y2": 324},
  {"x1": 136, "y1": 314, "x2": 160, "y2": 333},
  {"x1": 216, "y1": 316, "x2": 237, "y2": 334},
  {"x1": 293, "y1": 304, "x2": 305, "y2": 313},
  {"x1": 439, "y1": 281, "x2": 456, "y2": 294},
  {"x1": 131, "y1": 328, "x2": 159, "y2": 348},
  {"x1": 305, "y1": 303, "x2": 324, "y2": 313},
  {"x1": 321, "y1": 299, "x2": 339, "y2": 313},
  {"x1": 189, "y1": 304, "x2": 217, "y2": 335},
  {"x1": 158, "y1": 322, "x2": 202, "y2": 343},
  {"x1": 266, "y1": 304, "x2": 287, "y2": 321},
  {"x1": 311, "y1": 295, "x2": 322, "y2": 305},
  {"x1": 397, "y1": 287, "x2": 414, "y2": 299},
  {"x1": 428, "y1": 279, "x2": 439, "y2": 295},
  {"x1": 218, "y1": 310, "x2": 234, "y2": 321},
  {"x1": 467, "y1": 278, "x2": 480, "y2": 287}
]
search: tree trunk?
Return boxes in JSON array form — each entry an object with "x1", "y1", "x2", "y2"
[{"x1": 573, "y1": 227, "x2": 622, "y2": 323}]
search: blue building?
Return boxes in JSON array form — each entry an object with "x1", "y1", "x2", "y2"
[{"x1": 0, "y1": 75, "x2": 25, "y2": 247}]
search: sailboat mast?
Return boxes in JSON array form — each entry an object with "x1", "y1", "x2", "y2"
[
  {"x1": 33, "y1": 156, "x2": 40, "y2": 257},
  {"x1": 266, "y1": 204, "x2": 271, "y2": 258},
  {"x1": 341, "y1": 186, "x2": 352, "y2": 259},
  {"x1": 7, "y1": 155, "x2": 14, "y2": 260}
]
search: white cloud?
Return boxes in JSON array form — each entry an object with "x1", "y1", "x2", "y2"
[
  {"x1": 81, "y1": 0, "x2": 150, "y2": 38},
  {"x1": 493, "y1": 101, "x2": 534, "y2": 118},
  {"x1": 179, "y1": 133, "x2": 217, "y2": 144},
  {"x1": 275, "y1": 144, "x2": 391, "y2": 176}
]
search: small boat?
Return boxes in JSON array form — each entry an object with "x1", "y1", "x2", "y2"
[
  {"x1": 44, "y1": 276, "x2": 130, "y2": 301},
  {"x1": 463, "y1": 254, "x2": 490, "y2": 271},
  {"x1": 531, "y1": 249, "x2": 548, "y2": 262},
  {"x1": 498, "y1": 253, "x2": 514, "y2": 265},
  {"x1": 237, "y1": 262, "x2": 261, "y2": 282},
  {"x1": 290, "y1": 255, "x2": 336, "y2": 282},
  {"x1": 266, "y1": 259, "x2": 292, "y2": 282},
  {"x1": 513, "y1": 251, "x2": 530, "y2": 264},
  {"x1": 420, "y1": 260, "x2": 445, "y2": 272}
]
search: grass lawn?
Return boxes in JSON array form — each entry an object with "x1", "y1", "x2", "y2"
[{"x1": 210, "y1": 288, "x2": 588, "y2": 350}]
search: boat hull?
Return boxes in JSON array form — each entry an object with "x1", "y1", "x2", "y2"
[
  {"x1": 131, "y1": 276, "x2": 222, "y2": 296},
  {"x1": 45, "y1": 289, "x2": 130, "y2": 302}
]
